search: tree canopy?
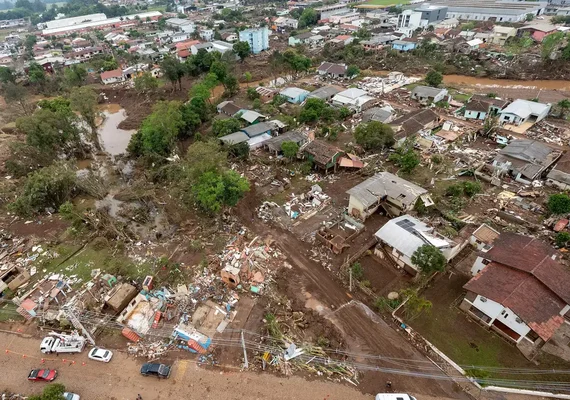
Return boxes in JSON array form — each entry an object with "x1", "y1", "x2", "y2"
[
  {"x1": 425, "y1": 70, "x2": 443, "y2": 87},
  {"x1": 233, "y1": 41, "x2": 251, "y2": 61},
  {"x1": 548, "y1": 193, "x2": 570, "y2": 215},
  {"x1": 411, "y1": 245, "x2": 446, "y2": 275},
  {"x1": 354, "y1": 121, "x2": 395, "y2": 150}
]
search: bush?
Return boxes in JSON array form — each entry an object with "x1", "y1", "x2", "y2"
[
  {"x1": 446, "y1": 184, "x2": 463, "y2": 197},
  {"x1": 411, "y1": 245, "x2": 446, "y2": 275},
  {"x1": 425, "y1": 70, "x2": 443, "y2": 87},
  {"x1": 389, "y1": 146, "x2": 420, "y2": 174},
  {"x1": 548, "y1": 193, "x2": 570, "y2": 215},
  {"x1": 246, "y1": 87, "x2": 260, "y2": 100},
  {"x1": 556, "y1": 231, "x2": 570, "y2": 247},
  {"x1": 281, "y1": 141, "x2": 299, "y2": 159},
  {"x1": 462, "y1": 181, "x2": 481, "y2": 197},
  {"x1": 354, "y1": 121, "x2": 395, "y2": 151},
  {"x1": 374, "y1": 296, "x2": 402, "y2": 312},
  {"x1": 212, "y1": 117, "x2": 242, "y2": 137},
  {"x1": 351, "y1": 262, "x2": 364, "y2": 279},
  {"x1": 9, "y1": 162, "x2": 76, "y2": 217}
]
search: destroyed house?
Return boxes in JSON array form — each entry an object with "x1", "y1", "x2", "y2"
[
  {"x1": 547, "y1": 152, "x2": 570, "y2": 190},
  {"x1": 492, "y1": 139, "x2": 561, "y2": 182},
  {"x1": 317, "y1": 61, "x2": 347, "y2": 78},
  {"x1": 331, "y1": 88, "x2": 376, "y2": 112},
  {"x1": 374, "y1": 215, "x2": 463, "y2": 276},
  {"x1": 263, "y1": 131, "x2": 307, "y2": 155},
  {"x1": 304, "y1": 140, "x2": 345, "y2": 172},
  {"x1": 308, "y1": 86, "x2": 341, "y2": 101},
  {"x1": 362, "y1": 107, "x2": 393, "y2": 123},
  {"x1": 346, "y1": 172, "x2": 432, "y2": 220},
  {"x1": 461, "y1": 232, "x2": 570, "y2": 362},
  {"x1": 389, "y1": 108, "x2": 439, "y2": 144}
]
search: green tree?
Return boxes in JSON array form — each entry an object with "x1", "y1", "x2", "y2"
[
  {"x1": 192, "y1": 169, "x2": 249, "y2": 214},
  {"x1": 70, "y1": 87, "x2": 99, "y2": 148},
  {"x1": 24, "y1": 34, "x2": 36, "y2": 53},
  {"x1": 425, "y1": 70, "x2": 443, "y2": 87},
  {"x1": 337, "y1": 107, "x2": 352, "y2": 120},
  {"x1": 298, "y1": 7, "x2": 318, "y2": 28},
  {"x1": 355, "y1": 27, "x2": 371, "y2": 40},
  {"x1": 346, "y1": 65, "x2": 360, "y2": 78},
  {"x1": 400, "y1": 288, "x2": 432, "y2": 320},
  {"x1": 541, "y1": 32, "x2": 565, "y2": 60},
  {"x1": 282, "y1": 49, "x2": 312, "y2": 73},
  {"x1": 354, "y1": 121, "x2": 395, "y2": 150},
  {"x1": 102, "y1": 58, "x2": 119, "y2": 71},
  {"x1": 210, "y1": 60, "x2": 228, "y2": 82},
  {"x1": 64, "y1": 64, "x2": 87, "y2": 87},
  {"x1": 351, "y1": 262, "x2": 364, "y2": 279},
  {"x1": 389, "y1": 141, "x2": 420, "y2": 173},
  {"x1": 28, "y1": 383, "x2": 66, "y2": 400},
  {"x1": 411, "y1": 244, "x2": 446, "y2": 275},
  {"x1": 556, "y1": 231, "x2": 570, "y2": 247},
  {"x1": 212, "y1": 117, "x2": 242, "y2": 137},
  {"x1": 9, "y1": 162, "x2": 76, "y2": 217},
  {"x1": 558, "y1": 99, "x2": 570, "y2": 118},
  {"x1": 505, "y1": 32, "x2": 533, "y2": 56},
  {"x1": 222, "y1": 74, "x2": 239, "y2": 97},
  {"x1": 247, "y1": 87, "x2": 260, "y2": 100},
  {"x1": 179, "y1": 103, "x2": 202, "y2": 138},
  {"x1": 128, "y1": 101, "x2": 185, "y2": 158},
  {"x1": 299, "y1": 98, "x2": 335, "y2": 123},
  {"x1": 281, "y1": 141, "x2": 299, "y2": 159},
  {"x1": 161, "y1": 55, "x2": 185, "y2": 90},
  {"x1": 233, "y1": 41, "x2": 251, "y2": 62},
  {"x1": 27, "y1": 63, "x2": 46, "y2": 85},
  {"x1": 548, "y1": 193, "x2": 570, "y2": 214},
  {"x1": 0, "y1": 66, "x2": 15, "y2": 83},
  {"x1": 243, "y1": 71, "x2": 252, "y2": 86},
  {"x1": 228, "y1": 142, "x2": 249, "y2": 160},
  {"x1": 526, "y1": 13, "x2": 534, "y2": 21},
  {"x1": 134, "y1": 71, "x2": 159, "y2": 94},
  {"x1": 3, "y1": 82, "x2": 33, "y2": 115}
]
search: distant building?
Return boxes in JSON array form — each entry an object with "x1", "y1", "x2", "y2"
[
  {"x1": 414, "y1": 4, "x2": 448, "y2": 24},
  {"x1": 317, "y1": 62, "x2": 347, "y2": 78},
  {"x1": 492, "y1": 26, "x2": 517, "y2": 46},
  {"x1": 430, "y1": 0, "x2": 545, "y2": 23},
  {"x1": 410, "y1": 86, "x2": 449, "y2": 104},
  {"x1": 274, "y1": 16, "x2": 299, "y2": 30},
  {"x1": 315, "y1": 3, "x2": 350, "y2": 20},
  {"x1": 200, "y1": 29, "x2": 214, "y2": 41},
  {"x1": 518, "y1": 23, "x2": 558, "y2": 42},
  {"x1": 101, "y1": 68, "x2": 125, "y2": 85},
  {"x1": 165, "y1": 18, "x2": 195, "y2": 33},
  {"x1": 392, "y1": 39, "x2": 417, "y2": 52},
  {"x1": 279, "y1": 87, "x2": 310, "y2": 104},
  {"x1": 239, "y1": 27, "x2": 270, "y2": 54}
]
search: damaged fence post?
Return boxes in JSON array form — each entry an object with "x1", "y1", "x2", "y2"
[{"x1": 241, "y1": 329, "x2": 248, "y2": 369}]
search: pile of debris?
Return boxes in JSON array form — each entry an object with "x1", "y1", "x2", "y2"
[
  {"x1": 525, "y1": 121, "x2": 570, "y2": 146},
  {"x1": 219, "y1": 231, "x2": 285, "y2": 295},
  {"x1": 127, "y1": 340, "x2": 172, "y2": 360},
  {"x1": 284, "y1": 185, "x2": 330, "y2": 220}
]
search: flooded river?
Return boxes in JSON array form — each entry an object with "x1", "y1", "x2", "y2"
[
  {"x1": 98, "y1": 107, "x2": 135, "y2": 156},
  {"x1": 442, "y1": 75, "x2": 570, "y2": 91}
]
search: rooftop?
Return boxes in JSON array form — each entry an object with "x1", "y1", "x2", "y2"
[
  {"x1": 304, "y1": 140, "x2": 343, "y2": 165},
  {"x1": 412, "y1": 85, "x2": 446, "y2": 98},
  {"x1": 280, "y1": 87, "x2": 310, "y2": 99},
  {"x1": 264, "y1": 131, "x2": 307, "y2": 152},
  {"x1": 308, "y1": 85, "x2": 341, "y2": 100},
  {"x1": 500, "y1": 99, "x2": 550, "y2": 119},
  {"x1": 241, "y1": 121, "x2": 272, "y2": 137},
  {"x1": 100, "y1": 68, "x2": 123, "y2": 80},
  {"x1": 334, "y1": 87, "x2": 368, "y2": 100},
  {"x1": 318, "y1": 61, "x2": 347, "y2": 75},
  {"x1": 219, "y1": 131, "x2": 249, "y2": 145},
  {"x1": 347, "y1": 172, "x2": 427, "y2": 209}
]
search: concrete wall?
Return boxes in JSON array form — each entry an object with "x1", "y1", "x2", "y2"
[{"x1": 471, "y1": 256, "x2": 488, "y2": 276}]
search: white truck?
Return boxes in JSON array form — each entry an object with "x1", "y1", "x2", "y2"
[{"x1": 40, "y1": 331, "x2": 87, "y2": 354}]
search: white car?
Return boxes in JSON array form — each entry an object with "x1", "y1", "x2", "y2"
[
  {"x1": 88, "y1": 347, "x2": 113, "y2": 363},
  {"x1": 63, "y1": 393, "x2": 80, "y2": 400},
  {"x1": 375, "y1": 395, "x2": 417, "y2": 400}
]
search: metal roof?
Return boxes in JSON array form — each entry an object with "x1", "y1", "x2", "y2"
[
  {"x1": 219, "y1": 131, "x2": 249, "y2": 145},
  {"x1": 241, "y1": 122, "x2": 273, "y2": 137},
  {"x1": 500, "y1": 99, "x2": 550, "y2": 119},
  {"x1": 347, "y1": 172, "x2": 427, "y2": 209},
  {"x1": 280, "y1": 87, "x2": 310, "y2": 99}
]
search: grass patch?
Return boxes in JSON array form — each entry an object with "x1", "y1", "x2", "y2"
[{"x1": 0, "y1": 302, "x2": 24, "y2": 322}]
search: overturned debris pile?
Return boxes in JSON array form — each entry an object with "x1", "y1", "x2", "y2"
[{"x1": 219, "y1": 233, "x2": 285, "y2": 295}]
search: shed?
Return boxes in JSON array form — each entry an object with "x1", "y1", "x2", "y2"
[
  {"x1": 304, "y1": 140, "x2": 345, "y2": 172},
  {"x1": 280, "y1": 87, "x2": 310, "y2": 104}
]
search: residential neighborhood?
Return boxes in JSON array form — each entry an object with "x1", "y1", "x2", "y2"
[{"x1": 2, "y1": 0, "x2": 570, "y2": 399}]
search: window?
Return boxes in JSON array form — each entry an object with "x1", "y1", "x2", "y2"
[
  {"x1": 480, "y1": 296, "x2": 487, "y2": 303},
  {"x1": 482, "y1": 259, "x2": 490, "y2": 265}
]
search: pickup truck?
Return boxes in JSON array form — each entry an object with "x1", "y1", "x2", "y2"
[{"x1": 140, "y1": 363, "x2": 171, "y2": 379}]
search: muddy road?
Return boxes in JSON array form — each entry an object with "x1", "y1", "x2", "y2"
[{"x1": 234, "y1": 190, "x2": 470, "y2": 399}]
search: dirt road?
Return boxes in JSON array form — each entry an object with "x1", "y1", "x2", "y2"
[
  {"x1": 0, "y1": 331, "x2": 458, "y2": 400},
  {"x1": 235, "y1": 193, "x2": 470, "y2": 399}
]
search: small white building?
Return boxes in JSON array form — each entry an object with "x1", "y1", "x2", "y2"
[
  {"x1": 374, "y1": 215, "x2": 463, "y2": 276},
  {"x1": 410, "y1": 85, "x2": 449, "y2": 104},
  {"x1": 498, "y1": 99, "x2": 551, "y2": 126},
  {"x1": 331, "y1": 88, "x2": 376, "y2": 112},
  {"x1": 100, "y1": 68, "x2": 124, "y2": 85},
  {"x1": 165, "y1": 18, "x2": 195, "y2": 33}
]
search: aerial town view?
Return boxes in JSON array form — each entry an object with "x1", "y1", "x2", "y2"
[{"x1": 3, "y1": 0, "x2": 570, "y2": 399}]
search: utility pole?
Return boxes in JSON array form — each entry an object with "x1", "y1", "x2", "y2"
[
  {"x1": 349, "y1": 268, "x2": 353, "y2": 292},
  {"x1": 64, "y1": 308, "x2": 96, "y2": 346},
  {"x1": 241, "y1": 330, "x2": 248, "y2": 369}
]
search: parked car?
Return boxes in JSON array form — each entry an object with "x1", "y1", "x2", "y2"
[
  {"x1": 140, "y1": 363, "x2": 171, "y2": 379},
  {"x1": 62, "y1": 393, "x2": 80, "y2": 400},
  {"x1": 375, "y1": 395, "x2": 417, "y2": 400},
  {"x1": 88, "y1": 347, "x2": 113, "y2": 363},
  {"x1": 28, "y1": 369, "x2": 57, "y2": 382}
]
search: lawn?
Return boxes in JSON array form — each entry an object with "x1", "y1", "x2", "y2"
[
  {"x1": 406, "y1": 272, "x2": 570, "y2": 384},
  {"x1": 0, "y1": 302, "x2": 24, "y2": 322}
]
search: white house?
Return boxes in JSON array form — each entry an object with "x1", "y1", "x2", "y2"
[
  {"x1": 498, "y1": 99, "x2": 551, "y2": 126},
  {"x1": 410, "y1": 85, "x2": 449, "y2": 104},
  {"x1": 100, "y1": 68, "x2": 124, "y2": 85},
  {"x1": 374, "y1": 215, "x2": 464, "y2": 276},
  {"x1": 165, "y1": 18, "x2": 195, "y2": 33},
  {"x1": 331, "y1": 88, "x2": 376, "y2": 112}
]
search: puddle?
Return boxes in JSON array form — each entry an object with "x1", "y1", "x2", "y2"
[
  {"x1": 99, "y1": 103, "x2": 123, "y2": 114},
  {"x1": 98, "y1": 109, "x2": 135, "y2": 156},
  {"x1": 95, "y1": 194, "x2": 124, "y2": 218}
]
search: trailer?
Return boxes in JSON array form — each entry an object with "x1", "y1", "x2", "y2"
[{"x1": 40, "y1": 331, "x2": 87, "y2": 354}]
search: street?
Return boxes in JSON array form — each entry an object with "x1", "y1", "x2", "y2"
[{"x1": 1, "y1": 331, "x2": 456, "y2": 400}]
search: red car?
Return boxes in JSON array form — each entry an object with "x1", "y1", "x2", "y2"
[{"x1": 28, "y1": 369, "x2": 57, "y2": 382}]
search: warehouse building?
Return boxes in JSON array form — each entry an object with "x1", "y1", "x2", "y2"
[{"x1": 429, "y1": 0, "x2": 545, "y2": 22}]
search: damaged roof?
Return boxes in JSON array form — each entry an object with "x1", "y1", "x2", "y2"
[
  {"x1": 362, "y1": 107, "x2": 392, "y2": 123},
  {"x1": 547, "y1": 152, "x2": 570, "y2": 184},
  {"x1": 264, "y1": 131, "x2": 306, "y2": 152},
  {"x1": 308, "y1": 85, "x2": 341, "y2": 100},
  {"x1": 304, "y1": 140, "x2": 344, "y2": 166},
  {"x1": 411, "y1": 85, "x2": 446, "y2": 98},
  {"x1": 241, "y1": 122, "x2": 272, "y2": 138},
  {"x1": 495, "y1": 139, "x2": 561, "y2": 180},
  {"x1": 317, "y1": 61, "x2": 347, "y2": 75},
  {"x1": 347, "y1": 172, "x2": 427, "y2": 209},
  {"x1": 464, "y1": 262, "x2": 565, "y2": 342},
  {"x1": 390, "y1": 108, "x2": 439, "y2": 138}
]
